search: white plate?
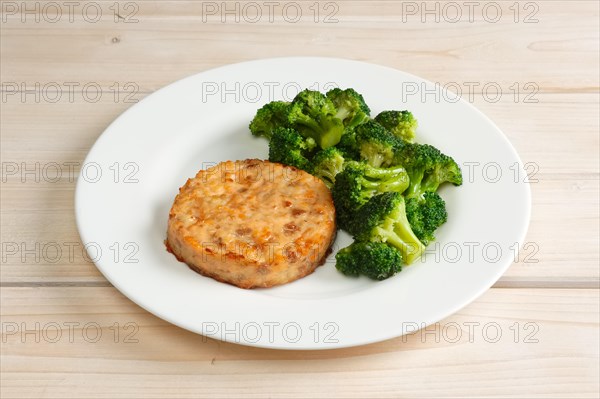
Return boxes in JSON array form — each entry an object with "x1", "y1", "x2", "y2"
[{"x1": 75, "y1": 57, "x2": 531, "y2": 349}]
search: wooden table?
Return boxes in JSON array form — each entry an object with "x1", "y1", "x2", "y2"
[{"x1": 1, "y1": 1, "x2": 599, "y2": 397}]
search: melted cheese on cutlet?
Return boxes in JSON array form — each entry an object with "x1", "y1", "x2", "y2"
[{"x1": 172, "y1": 160, "x2": 334, "y2": 268}]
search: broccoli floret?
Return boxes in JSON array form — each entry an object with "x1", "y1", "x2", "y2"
[
  {"x1": 332, "y1": 161, "x2": 409, "y2": 233},
  {"x1": 326, "y1": 88, "x2": 371, "y2": 131},
  {"x1": 393, "y1": 143, "x2": 462, "y2": 198},
  {"x1": 355, "y1": 120, "x2": 404, "y2": 167},
  {"x1": 374, "y1": 110, "x2": 418, "y2": 143},
  {"x1": 335, "y1": 241, "x2": 403, "y2": 280},
  {"x1": 337, "y1": 127, "x2": 360, "y2": 160},
  {"x1": 287, "y1": 89, "x2": 344, "y2": 149},
  {"x1": 268, "y1": 127, "x2": 316, "y2": 172},
  {"x1": 352, "y1": 192, "x2": 425, "y2": 265},
  {"x1": 312, "y1": 147, "x2": 346, "y2": 189},
  {"x1": 406, "y1": 192, "x2": 448, "y2": 246},
  {"x1": 248, "y1": 101, "x2": 290, "y2": 139},
  {"x1": 421, "y1": 153, "x2": 463, "y2": 192},
  {"x1": 333, "y1": 161, "x2": 409, "y2": 210}
]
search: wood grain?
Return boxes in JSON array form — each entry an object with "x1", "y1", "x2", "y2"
[
  {"x1": 1, "y1": 287, "x2": 598, "y2": 398},
  {"x1": 1, "y1": 1, "x2": 598, "y2": 92}
]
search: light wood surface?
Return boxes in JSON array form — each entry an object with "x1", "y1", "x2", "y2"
[
  {"x1": 1, "y1": 1, "x2": 599, "y2": 398},
  {"x1": 2, "y1": 287, "x2": 599, "y2": 398}
]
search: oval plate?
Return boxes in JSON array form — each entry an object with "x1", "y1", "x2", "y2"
[{"x1": 75, "y1": 57, "x2": 531, "y2": 349}]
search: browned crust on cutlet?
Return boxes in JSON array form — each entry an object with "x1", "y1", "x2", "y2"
[{"x1": 166, "y1": 159, "x2": 336, "y2": 289}]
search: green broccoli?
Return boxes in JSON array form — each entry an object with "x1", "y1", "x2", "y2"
[
  {"x1": 312, "y1": 147, "x2": 346, "y2": 188},
  {"x1": 268, "y1": 127, "x2": 316, "y2": 172},
  {"x1": 405, "y1": 192, "x2": 448, "y2": 246},
  {"x1": 248, "y1": 101, "x2": 290, "y2": 139},
  {"x1": 332, "y1": 161, "x2": 409, "y2": 233},
  {"x1": 287, "y1": 89, "x2": 344, "y2": 149},
  {"x1": 420, "y1": 153, "x2": 463, "y2": 193},
  {"x1": 336, "y1": 127, "x2": 360, "y2": 160},
  {"x1": 335, "y1": 241, "x2": 403, "y2": 280},
  {"x1": 351, "y1": 192, "x2": 426, "y2": 265},
  {"x1": 374, "y1": 110, "x2": 418, "y2": 143},
  {"x1": 393, "y1": 143, "x2": 463, "y2": 199},
  {"x1": 326, "y1": 88, "x2": 371, "y2": 131},
  {"x1": 355, "y1": 120, "x2": 404, "y2": 167}
]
